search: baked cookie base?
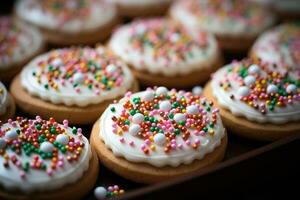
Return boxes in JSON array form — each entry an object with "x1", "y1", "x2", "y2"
[
  {"x1": 130, "y1": 55, "x2": 223, "y2": 89},
  {"x1": 116, "y1": 2, "x2": 171, "y2": 17},
  {"x1": 203, "y1": 82, "x2": 300, "y2": 141},
  {"x1": 216, "y1": 34, "x2": 257, "y2": 52},
  {"x1": 0, "y1": 149, "x2": 99, "y2": 200},
  {"x1": 90, "y1": 120, "x2": 227, "y2": 184},
  {"x1": 10, "y1": 75, "x2": 139, "y2": 124},
  {"x1": 0, "y1": 94, "x2": 16, "y2": 122}
]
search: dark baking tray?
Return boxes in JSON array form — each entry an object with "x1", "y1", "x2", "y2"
[{"x1": 81, "y1": 127, "x2": 300, "y2": 200}]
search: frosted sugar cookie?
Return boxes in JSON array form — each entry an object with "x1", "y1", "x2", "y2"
[
  {"x1": 109, "y1": 18, "x2": 223, "y2": 88},
  {"x1": 170, "y1": 0, "x2": 275, "y2": 51},
  {"x1": 10, "y1": 47, "x2": 138, "y2": 124},
  {"x1": 91, "y1": 87, "x2": 227, "y2": 183},
  {"x1": 0, "y1": 16, "x2": 44, "y2": 82},
  {"x1": 15, "y1": 0, "x2": 119, "y2": 45},
  {"x1": 251, "y1": 22, "x2": 300, "y2": 70},
  {"x1": 0, "y1": 116, "x2": 98, "y2": 200},
  {"x1": 204, "y1": 59, "x2": 300, "y2": 141},
  {"x1": 0, "y1": 82, "x2": 15, "y2": 122}
]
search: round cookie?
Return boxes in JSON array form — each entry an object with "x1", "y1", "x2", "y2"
[
  {"x1": 250, "y1": 22, "x2": 300, "y2": 70},
  {"x1": 109, "y1": 18, "x2": 223, "y2": 88},
  {"x1": 0, "y1": 116, "x2": 98, "y2": 200},
  {"x1": 10, "y1": 46, "x2": 138, "y2": 124},
  {"x1": 170, "y1": 0, "x2": 275, "y2": 52},
  {"x1": 107, "y1": 0, "x2": 172, "y2": 17},
  {"x1": 0, "y1": 16, "x2": 44, "y2": 83},
  {"x1": 0, "y1": 82, "x2": 15, "y2": 122},
  {"x1": 91, "y1": 87, "x2": 227, "y2": 183},
  {"x1": 203, "y1": 59, "x2": 300, "y2": 141},
  {"x1": 15, "y1": 0, "x2": 119, "y2": 46}
]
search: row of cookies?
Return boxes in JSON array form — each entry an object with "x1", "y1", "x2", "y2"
[
  {"x1": 12, "y1": 0, "x2": 278, "y2": 50},
  {"x1": 1, "y1": 24, "x2": 299, "y2": 199},
  {"x1": 1, "y1": 17, "x2": 299, "y2": 128}
]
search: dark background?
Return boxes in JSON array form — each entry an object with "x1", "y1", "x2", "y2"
[{"x1": 1, "y1": 1, "x2": 300, "y2": 199}]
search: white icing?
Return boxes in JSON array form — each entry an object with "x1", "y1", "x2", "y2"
[
  {"x1": 16, "y1": 0, "x2": 117, "y2": 33},
  {"x1": 0, "y1": 120, "x2": 91, "y2": 193},
  {"x1": 21, "y1": 47, "x2": 134, "y2": 107},
  {"x1": 0, "y1": 82, "x2": 9, "y2": 116},
  {"x1": 170, "y1": 0, "x2": 275, "y2": 37},
  {"x1": 0, "y1": 17, "x2": 43, "y2": 69},
  {"x1": 252, "y1": 23, "x2": 300, "y2": 70},
  {"x1": 211, "y1": 65, "x2": 300, "y2": 124},
  {"x1": 109, "y1": 19, "x2": 220, "y2": 77},
  {"x1": 99, "y1": 90, "x2": 225, "y2": 167}
]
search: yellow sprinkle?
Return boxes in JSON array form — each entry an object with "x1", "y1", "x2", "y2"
[
  {"x1": 119, "y1": 190, "x2": 125, "y2": 194},
  {"x1": 150, "y1": 145, "x2": 156, "y2": 151},
  {"x1": 149, "y1": 136, "x2": 154, "y2": 142}
]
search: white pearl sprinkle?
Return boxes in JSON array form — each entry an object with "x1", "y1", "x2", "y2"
[
  {"x1": 174, "y1": 113, "x2": 186, "y2": 123},
  {"x1": 153, "y1": 134, "x2": 166, "y2": 146},
  {"x1": 159, "y1": 100, "x2": 171, "y2": 112},
  {"x1": 94, "y1": 187, "x2": 107, "y2": 200},
  {"x1": 132, "y1": 113, "x2": 144, "y2": 124},
  {"x1": 40, "y1": 142, "x2": 54, "y2": 153},
  {"x1": 0, "y1": 138, "x2": 6, "y2": 149},
  {"x1": 142, "y1": 91, "x2": 154, "y2": 101},
  {"x1": 248, "y1": 64, "x2": 261, "y2": 74},
  {"x1": 237, "y1": 86, "x2": 250, "y2": 97},
  {"x1": 51, "y1": 58, "x2": 63, "y2": 67},
  {"x1": 186, "y1": 105, "x2": 199, "y2": 115},
  {"x1": 286, "y1": 84, "x2": 297, "y2": 93},
  {"x1": 129, "y1": 124, "x2": 141, "y2": 136},
  {"x1": 244, "y1": 75, "x2": 256, "y2": 86},
  {"x1": 136, "y1": 25, "x2": 146, "y2": 34},
  {"x1": 156, "y1": 87, "x2": 168, "y2": 96},
  {"x1": 192, "y1": 86, "x2": 203, "y2": 96},
  {"x1": 106, "y1": 64, "x2": 117, "y2": 74},
  {"x1": 56, "y1": 134, "x2": 69, "y2": 145},
  {"x1": 73, "y1": 72, "x2": 85, "y2": 84},
  {"x1": 267, "y1": 84, "x2": 278, "y2": 94},
  {"x1": 5, "y1": 130, "x2": 18, "y2": 140},
  {"x1": 170, "y1": 33, "x2": 180, "y2": 42}
]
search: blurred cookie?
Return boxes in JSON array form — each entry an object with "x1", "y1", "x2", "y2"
[
  {"x1": 170, "y1": 0, "x2": 275, "y2": 52},
  {"x1": 0, "y1": 16, "x2": 44, "y2": 83},
  {"x1": 15, "y1": 0, "x2": 119, "y2": 45},
  {"x1": 109, "y1": 18, "x2": 223, "y2": 88}
]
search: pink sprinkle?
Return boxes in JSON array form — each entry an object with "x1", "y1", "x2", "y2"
[
  {"x1": 47, "y1": 169, "x2": 53, "y2": 176},
  {"x1": 20, "y1": 171, "x2": 26, "y2": 179},
  {"x1": 200, "y1": 131, "x2": 206, "y2": 136},
  {"x1": 119, "y1": 138, "x2": 125, "y2": 143},
  {"x1": 185, "y1": 140, "x2": 191, "y2": 146},
  {"x1": 108, "y1": 186, "x2": 114, "y2": 192},
  {"x1": 194, "y1": 139, "x2": 200, "y2": 145},
  {"x1": 177, "y1": 144, "x2": 183, "y2": 149},
  {"x1": 75, "y1": 88, "x2": 81, "y2": 93},
  {"x1": 145, "y1": 139, "x2": 151, "y2": 145},
  {"x1": 129, "y1": 141, "x2": 135, "y2": 146}
]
